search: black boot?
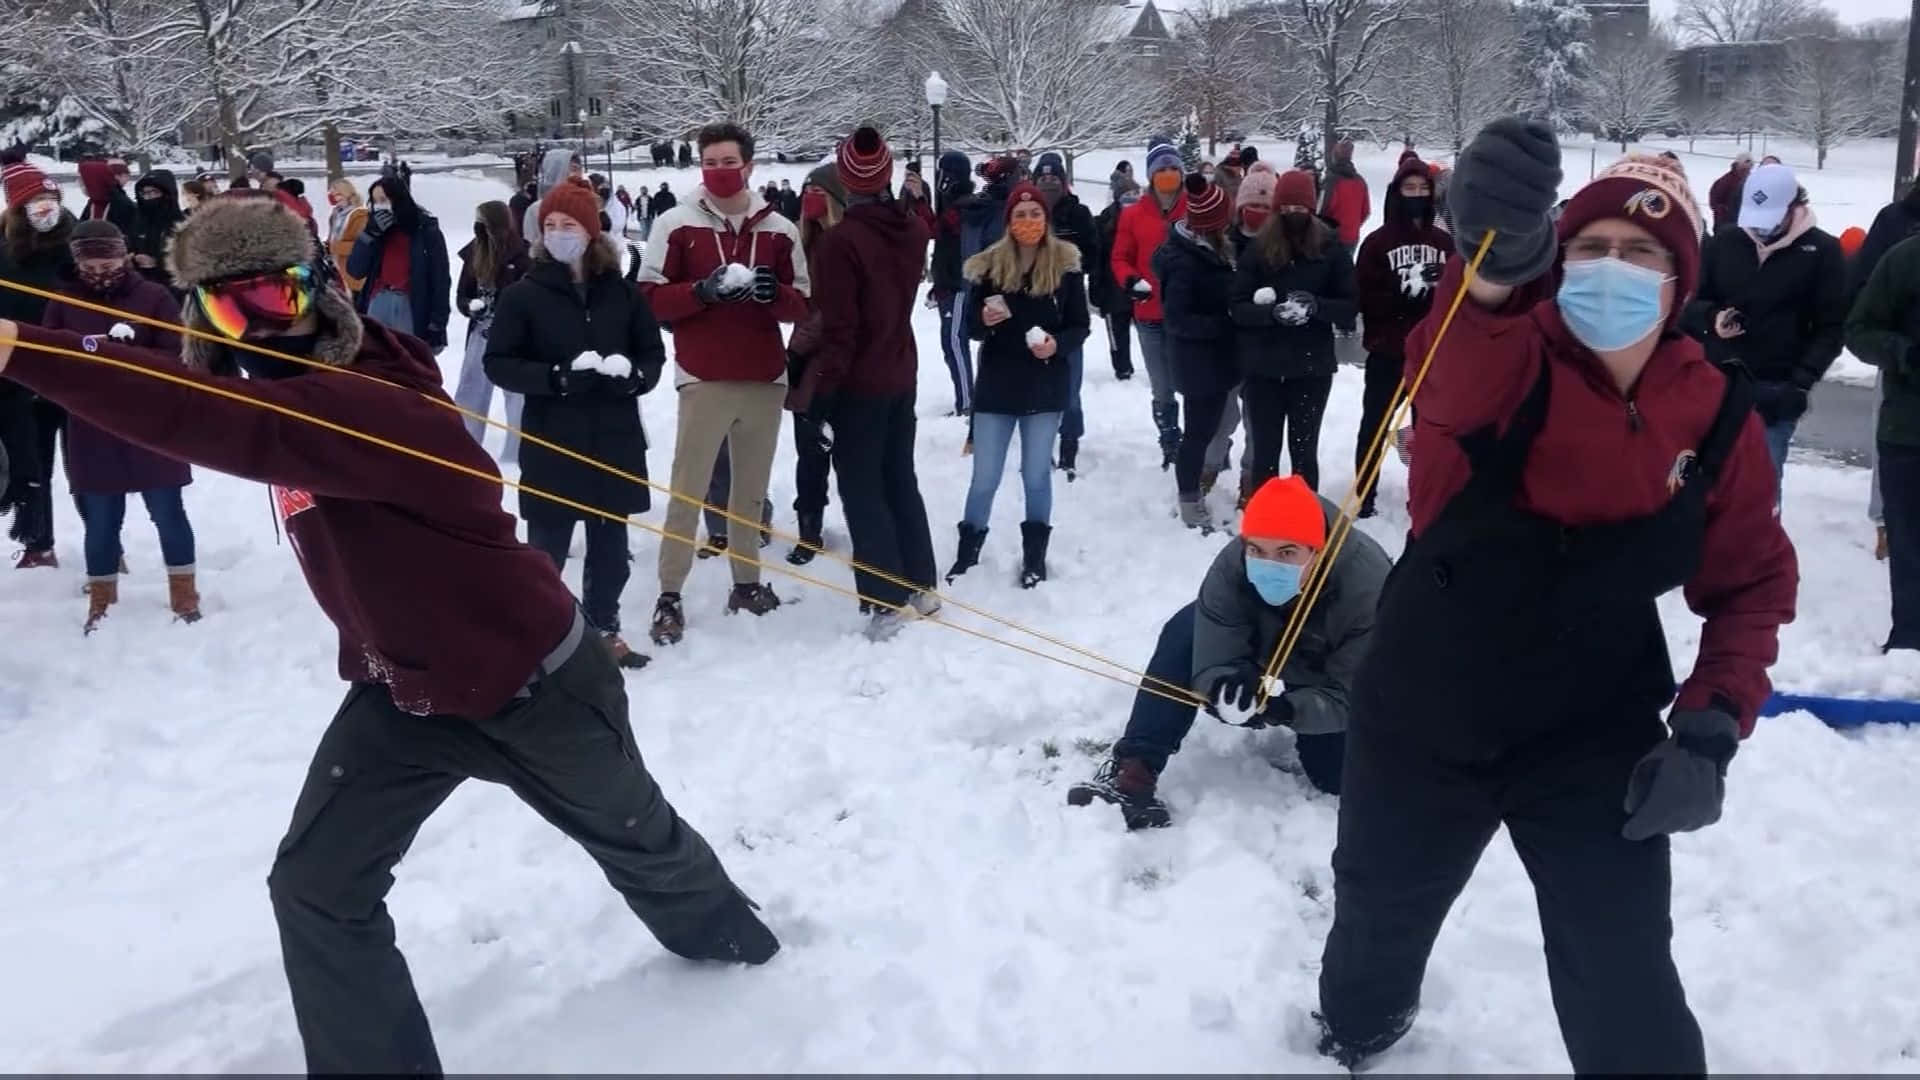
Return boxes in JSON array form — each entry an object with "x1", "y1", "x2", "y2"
[
  {"x1": 786, "y1": 510, "x2": 824, "y2": 565},
  {"x1": 1057, "y1": 437, "x2": 1079, "y2": 482},
  {"x1": 1112, "y1": 351, "x2": 1134, "y2": 380},
  {"x1": 1018, "y1": 520, "x2": 1051, "y2": 589},
  {"x1": 946, "y1": 522, "x2": 987, "y2": 582},
  {"x1": 1066, "y1": 756, "x2": 1170, "y2": 829},
  {"x1": 1151, "y1": 401, "x2": 1181, "y2": 470}
]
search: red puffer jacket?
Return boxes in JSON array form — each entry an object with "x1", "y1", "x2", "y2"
[
  {"x1": 1406, "y1": 259, "x2": 1798, "y2": 735},
  {"x1": 1107, "y1": 192, "x2": 1185, "y2": 323}
]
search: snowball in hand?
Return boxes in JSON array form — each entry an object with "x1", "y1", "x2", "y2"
[
  {"x1": 1131, "y1": 278, "x2": 1152, "y2": 296},
  {"x1": 1252, "y1": 286, "x2": 1277, "y2": 306},
  {"x1": 599, "y1": 352, "x2": 634, "y2": 379},
  {"x1": 570, "y1": 350, "x2": 605, "y2": 371},
  {"x1": 107, "y1": 322, "x2": 135, "y2": 341},
  {"x1": 1025, "y1": 326, "x2": 1051, "y2": 348},
  {"x1": 467, "y1": 298, "x2": 487, "y2": 314},
  {"x1": 721, "y1": 263, "x2": 757, "y2": 290}
]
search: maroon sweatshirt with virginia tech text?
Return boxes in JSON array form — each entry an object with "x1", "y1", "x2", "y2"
[{"x1": 5, "y1": 321, "x2": 576, "y2": 719}]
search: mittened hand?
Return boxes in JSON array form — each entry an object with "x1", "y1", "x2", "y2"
[
  {"x1": 1207, "y1": 668, "x2": 1262, "y2": 726},
  {"x1": 1621, "y1": 707, "x2": 1740, "y2": 841},
  {"x1": 752, "y1": 266, "x2": 778, "y2": 304},
  {"x1": 1129, "y1": 277, "x2": 1152, "y2": 298},
  {"x1": 1272, "y1": 294, "x2": 1315, "y2": 326},
  {"x1": 1451, "y1": 115, "x2": 1563, "y2": 286},
  {"x1": 694, "y1": 265, "x2": 752, "y2": 305}
]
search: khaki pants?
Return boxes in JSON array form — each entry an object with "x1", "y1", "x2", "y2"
[{"x1": 658, "y1": 380, "x2": 786, "y2": 592}]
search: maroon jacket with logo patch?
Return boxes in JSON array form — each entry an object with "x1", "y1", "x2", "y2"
[{"x1": 5, "y1": 320, "x2": 576, "y2": 719}]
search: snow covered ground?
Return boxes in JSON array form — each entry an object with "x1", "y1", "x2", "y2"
[{"x1": 3, "y1": 137, "x2": 1918, "y2": 1072}]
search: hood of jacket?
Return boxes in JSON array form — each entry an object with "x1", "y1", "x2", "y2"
[
  {"x1": 1169, "y1": 220, "x2": 1232, "y2": 268},
  {"x1": 536, "y1": 148, "x2": 575, "y2": 197},
  {"x1": 1382, "y1": 159, "x2": 1435, "y2": 228},
  {"x1": 134, "y1": 169, "x2": 182, "y2": 219},
  {"x1": 78, "y1": 161, "x2": 120, "y2": 204}
]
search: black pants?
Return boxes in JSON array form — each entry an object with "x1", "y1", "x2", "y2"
[
  {"x1": 267, "y1": 630, "x2": 741, "y2": 1073},
  {"x1": 793, "y1": 411, "x2": 833, "y2": 518},
  {"x1": 1881, "y1": 441, "x2": 1920, "y2": 650},
  {"x1": 526, "y1": 516, "x2": 631, "y2": 634},
  {"x1": 1245, "y1": 373, "x2": 1334, "y2": 492},
  {"x1": 1175, "y1": 387, "x2": 1234, "y2": 499},
  {"x1": 1356, "y1": 352, "x2": 1404, "y2": 509},
  {"x1": 1112, "y1": 602, "x2": 1344, "y2": 795},
  {"x1": 829, "y1": 391, "x2": 938, "y2": 609},
  {"x1": 1319, "y1": 716, "x2": 1704, "y2": 1073},
  {"x1": 1105, "y1": 304, "x2": 1134, "y2": 376}
]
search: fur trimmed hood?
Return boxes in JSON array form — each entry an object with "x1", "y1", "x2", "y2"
[{"x1": 166, "y1": 193, "x2": 362, "y2": 371}]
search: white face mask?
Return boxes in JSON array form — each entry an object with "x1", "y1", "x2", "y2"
[
  {"x1": 544, "y1": 229, "x2": 588, "y2": 265},
  {"x1": 26, "y1": 201, "x2": 62, "y2": 233}
]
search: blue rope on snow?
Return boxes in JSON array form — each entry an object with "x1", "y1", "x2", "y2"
[{"x1": 1761, "y1": 692, "x2": 1920, "y2": 729}]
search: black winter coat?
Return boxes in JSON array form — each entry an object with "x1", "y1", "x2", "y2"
[
  {"x1": 346, "y1": 211, "x2": 454, "y2": 351},
  {"x1": 1228, "y1": 224, "x2": 1357, "y2": 381},
  {"x1": 455, "y1": 236, "x2": 531, "y2": 337},
  {"x1": 1050, "y1": 194, "x2": 1098, "y2": 279},
  {"x1": 1152, "y1": 223, "x2": 1240, "y2": 399},
  {"x1": 128, "y1": 170, "x2": 185, "y2": 290},
  {"x1": 1850, "y1": 190, "x2": 1920, "y2": 300},
  {"x1": 1681, "y1": 219, "x2": 1846, "y2": 409},
  {"x1": 484, "y1": 258, "x2": 666, "y2": 523},
  {"x1": 1089, "y1": 202, "x2": 1125, "y2": 311},
  {"x1": 930, "y1": 186, "x2": 975, "y2": 299},
  {"x1": 965, "y1": 257, "x2": 1090, "y2": 416}
]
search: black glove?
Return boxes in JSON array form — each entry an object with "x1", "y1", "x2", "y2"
[
  {"x1": 550, "y1": 364, "x2": 597, "y2": 395},
  {"x1": 752, "y1": 266, "x2": 779, "y2": 304},
  {"x1": 1754, "y1": 382, "x2": 1810, "y2": 424},
  {"x1": 1450, "y1": 116, "x2": 1564, "y2": 286},
  {"x1": 1125, "y1": 275, "x2": 1152, "y2": 302},
  {"x1": 1622, "y1": 707, "x2": 1740, "y2": 841},
  {"x1": 1205, "y1": 665, "x2": 1270, "y2": 726},
  {"x1": 693, "y1": 265, "x2": 751, "y2": 305},
  {"x1": 362, "y1": 210, "x2": 391, "y2": 240},
  {"x1": 1272, "y1": 290, "x2": 1319, "y2": 326}
]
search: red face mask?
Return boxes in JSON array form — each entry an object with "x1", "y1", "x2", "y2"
[
  {"x1": 801, "y1": 189, "x2": 830, "y2": 221},
  {"x1": 702, "y1": 166, "x2": 746, "y2": 199},
  {"x1": 1241, "y1": 207, "x2": 1271, "y2": 232},
  {"x1": 326, "y1": 193, "x2": 341, "y2": 207}
]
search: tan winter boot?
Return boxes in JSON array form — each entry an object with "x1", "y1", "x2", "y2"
[
  {"x1": 84, "y1": 578, "x2": 118, "y2": 634},
  {"x1": 167, "y1": 569, "x2": 203, "y2": 624}
]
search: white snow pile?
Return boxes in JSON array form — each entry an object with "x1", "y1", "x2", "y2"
[
  {"x1": 721, "y1": 262, "x2": 756, "y2": 290},
  {"x1": 5, "y1": 143, "x2": 1920, "y2": 1074}
]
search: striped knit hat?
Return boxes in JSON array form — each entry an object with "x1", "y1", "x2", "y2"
[
  {"x1": 836, "y1": 127, "x2": 893, "y2": 196},
  {"x1": 1183, "y1": 173, "x2": 1230, "y2": 233},
  {"x1": 1145, "y1": 137, "x2": 1182, "y2": 178},
  {"x1": 3, "y1": 159, "x2": 59, "y2": 210}
]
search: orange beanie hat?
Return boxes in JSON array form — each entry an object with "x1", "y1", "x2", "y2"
[{"x1": 1239, "y1": 475, "x2": 1326, "y2": 548}]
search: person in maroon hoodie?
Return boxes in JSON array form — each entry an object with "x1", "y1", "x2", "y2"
[
  {"x1": 1351, "y1": 156, "x2": 1452, "y2": 518},
  {"x1": 0, "y1": 193, "x2": 776, "y2": 1074},
  {"x1": 801, "y1": 126, "x2": 940, "y2": 641},
  {"x1": 76, "y1": 158, "x2": 137, "y2": 235},
  {"x1": 1315, "y1": 121, "x2": 1797, "y2": 1074}
]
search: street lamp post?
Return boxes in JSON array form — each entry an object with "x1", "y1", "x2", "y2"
[
  {"x1": 603, "y1": 126, "x2": 615, "y2": 177},
  {"x1": 925, "y1": 70, "x2": 948, "y2": 211}
]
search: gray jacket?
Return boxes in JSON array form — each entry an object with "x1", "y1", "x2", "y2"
[
  {"x1": 1191, "y1": 503, "x2": 1393, "y2": 735},
  {"x1": 521, "y1": 148, "x2": 578, "y2": 243}
]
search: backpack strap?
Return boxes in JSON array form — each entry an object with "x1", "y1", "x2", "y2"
[{"x1": 1692, "y1": 369, "x2": 1754, "y2": 486}]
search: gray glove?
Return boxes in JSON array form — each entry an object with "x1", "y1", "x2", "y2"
[
  {"x1": 1450, "y1": 116, "x2": 1563, "y2": 286},
  {"x1": 1621, "y1": 707, "x2": 1740, "y2": 841}
]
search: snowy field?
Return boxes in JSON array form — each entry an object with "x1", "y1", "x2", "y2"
[{"x1": 3, "y1": 136, "x2": 1918, "y2": 1072}]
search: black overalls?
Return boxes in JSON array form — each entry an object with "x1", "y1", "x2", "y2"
[{"x1": 1318, "y1": 358, "x2": 1750, "y2": 1074}]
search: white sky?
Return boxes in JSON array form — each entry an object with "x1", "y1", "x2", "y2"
[{"x1": 1650, "y1": 0, "x2": 1913, "y2": 26}]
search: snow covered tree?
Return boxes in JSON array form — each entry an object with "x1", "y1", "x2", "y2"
[
  {"x1": 1514, "y1": 0, "x2": 1590, "y2": 132},
  {"x1": 1260, "y1": 0, "x2": 1420, "y2": 168},
  {"x1": 1385, "y1": 0, "x2": 1521, "y2": 156},
  {"x1": 1178, "y1": 108, "x2": 1203, "y2": 170},
  {"x1": 1674, "y1": 0, "x2": 1817, "y2": 43},
  {"x1": 1773, "y1": 35, "x2": 1878, "y2": 169},
  {"x1": 1293, "y1": 124, "x2": 1323, "y2": 174},
  {"x1": 24, "y1": 0, "x2": 201, "y2": 163},
  {"x1": 1576, "y1": 36, "x2": 1679, "y2": 152},
  {"x1": 1166, "y1": 0, "x2": 1264, "y2": 155}
]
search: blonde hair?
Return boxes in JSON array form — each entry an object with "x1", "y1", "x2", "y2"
[
  {"x1": 962, "y1": 231, "x2": 1082, "y2": 297},
  {"x1": 328, "y1": 178, "x2": 361, "y2": 207}
]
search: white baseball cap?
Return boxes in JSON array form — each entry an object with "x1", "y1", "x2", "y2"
[{"x1": 1738, "y1": 163, "x2": 1798, "y2": 232}]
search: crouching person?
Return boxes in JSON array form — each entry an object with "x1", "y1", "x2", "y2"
[{"x1": 1069, "y1": 474, "x2": 1390, "y2": 828}]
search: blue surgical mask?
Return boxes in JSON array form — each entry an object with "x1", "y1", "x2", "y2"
[
  {"x1": 1245, "y1": 554, "x2": 1304, "y2": 607},
  {"x1": 1556, "y1": 256, "x2": 1670, "y2": 353}
]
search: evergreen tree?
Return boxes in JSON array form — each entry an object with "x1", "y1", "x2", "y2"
[
  {"x1": 1514, "y1": 0, "x2": 1591, "y2": 132},
  {"x1": 1178, "y1": 107, "x2": 1203, "y2": 171}
]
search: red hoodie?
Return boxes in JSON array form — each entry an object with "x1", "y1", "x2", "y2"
[
  {"x1": 5, "y1": 320, "x2": 577, "y2": 719},
  {"x1": 1405, "y1": 260, "x2": 1798, "y2": 734}
]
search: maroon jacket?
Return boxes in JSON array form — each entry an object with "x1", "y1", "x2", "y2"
[
  {"x1": 804, "y1": 199, "x2": 931, "y2": 402},
  {"x1": 1708, "y1": 165, "x2": 1748, "y2": 233},
  {"x1": 1406, "y1": 260, "x2": 1798, "y2": 735},
  {"x1": 41, "y1": 272, "x2": 191, "y2": 494},
  {"x1": 6, "y1": 320, "x2": 576, "y2": 719},
  {"x1": 1354, "y1": 161, "x2": 1454, "y2": 358}
]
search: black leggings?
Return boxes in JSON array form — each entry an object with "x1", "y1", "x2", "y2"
[
  {"x1": 1245, "y1": 373, "x2": 1334, "y2": 492},
  {"x1": 1175, "y1": 388, "x2": 1234, "y2": 497}
]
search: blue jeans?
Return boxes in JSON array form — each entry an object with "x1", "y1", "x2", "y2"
[
  {"x1": 1061, "y1": 346, "x2": 1085, "y2": 442},
  {"x1": 75, "y1": 488, "x2": 195, "y2": 578},
  {"x1": 1762, "y1": 417, "x2": 1797, "y2": 502},
  {"x1": 366, "y1": 289, "x2": 414, "y2": 337},
  {"x1": 964, "y1": 411, "x2": 1063, "y2": 528}
]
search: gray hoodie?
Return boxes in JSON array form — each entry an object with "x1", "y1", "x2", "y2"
[
  {"x1": 521, "y1": 148, "x2": 579, "y2": 241},
  {"x1": 1191, "y1": 499, "x2": 1393, "y2": 734}
]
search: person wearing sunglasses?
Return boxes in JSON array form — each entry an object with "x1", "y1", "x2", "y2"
[
  {"x1": 1313, "y1": 121, "x2": 1797, "y2": 1075},
  {"x1": 0, "y1": 192, "x2": 777, "y2": 1072},
  {"x1": 345, "y1": 175, "x2": 450, "y2": 354},
  {"x1": 39, "y1": 219, "x2": 199, "y2": 631}
]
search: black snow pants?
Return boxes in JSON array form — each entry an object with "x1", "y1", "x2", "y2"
[
  {"x1": 1317, "y1": 362, "x2": 1752, "y2": 1074},
  {"x1": 827, "y1": 390, "x2": 938, "y2": 610},
  {"x1": 267, "y1": 611, "x2": 750, "y2": 1074}
]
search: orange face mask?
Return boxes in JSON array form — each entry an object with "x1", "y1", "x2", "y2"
[
  {"x1": 1009, "y1": 219, "x2": 1048, "y2": 247},
  {"x1": 1152, "y1": 170, "x2": 1182, "y2": 195}
]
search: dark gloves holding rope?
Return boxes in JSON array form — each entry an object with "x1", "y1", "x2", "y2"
[
  {"x1": 1450, "y1": 116, "x2": 1564, "y2": 286},
  {"x1": 1205, "y1": 665, "x2": 1293, "y2": 729},
  {"x1": 1622, "y1": 705, "x2": 1740, "y2": 841}
]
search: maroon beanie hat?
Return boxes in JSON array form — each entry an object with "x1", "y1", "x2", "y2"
[
  {"x1": 1274, "y1": 169, "x2": 1317, "y2": 214},
  {"x1": 1004, "y1": 181, "x2": 1050, "y2": 226},
  {"x1": 538, "y1": 181, "x2": 604, "y2": 239},
  {"x1": 3, "y1": 159, "x2": 58, "y2": 210},
  {"x1": 837, "y1": 127, "x2": 894, "y2": 195},
  {"x1": 1183, "y1": 174, "x2": 1231, "y2": 233},
  {"x1": 1555, "y1": 153, "x2": 1703, "y2": 321}
]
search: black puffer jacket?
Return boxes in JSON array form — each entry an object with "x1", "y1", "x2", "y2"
[
  {"x1": 1228, "y1": 219, "x2": 1357, "y2": 381},
  {"x1": 484, "y1": 254, "x2": 666, "y2": 523},
  {"x1": 128, "y1": 170, "x2": 185, "y2": 289},
  {"x1": 964, "y1": 247, "x2": 1091, "y2": 416},
  {"x1": 1153, "y1": 222, "x2": 1239, "y2": 399}
]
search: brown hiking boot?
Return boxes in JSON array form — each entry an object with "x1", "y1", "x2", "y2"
[
  {"x1": 649, "y1": 593, "x2": 686, "y2": 646},
  {"x1": 84, "y1": 578, "x2": 117, "y2": 634},
  {"x1": 168, "y1": 571, "x2": 203, "y2": 624},
  {"x1": 726, "y1": 583, "x2": 781, "y2": 616},
  {"x1": 16, "y1": 548, "x2": 58, "y2": 569},
  {"x1": 1877, "y1": 525, "x2": 1889, "y2": 561},
  {"x1": 1066, "y1": 756, "x2": 1171, "y2": 829},
  {"x1": 604, "y1": 632, "x2": 651, "y2": 670}
]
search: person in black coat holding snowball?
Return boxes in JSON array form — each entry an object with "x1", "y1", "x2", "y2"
[
  {"x1": 1228, "y1": 168, "x2": 1356, "y2": 494},
  {"x1": 485, "y1": 183, "x2": 663, "y2": 668}
]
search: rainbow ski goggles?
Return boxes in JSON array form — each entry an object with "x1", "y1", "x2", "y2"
[{"x1": 194, "y1": 265, "x2": 315, "y2": 340}]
